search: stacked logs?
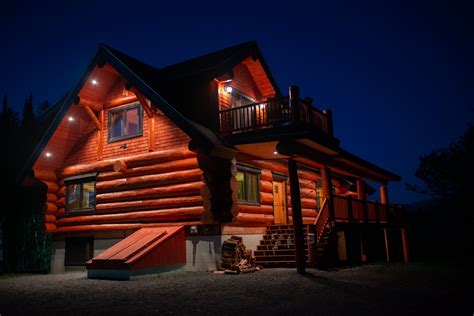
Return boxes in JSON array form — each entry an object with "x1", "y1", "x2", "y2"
[
  {"x1": 50, "y1": 148, "x2": 207, "y2": 233},
  {"x1": 33, "y1": 169, "x2": 59, "y2": 233},
  {"x1": 233, "y1": 154, "x2": 320, "y2": 225},
  {"x1": 217, "y1": 236, "x2": 259, "y2": 274},
  {"x1": 197, "y1": 153, "x2": 237, "y2": 223}
]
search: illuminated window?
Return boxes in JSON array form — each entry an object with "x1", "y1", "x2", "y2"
[
  {"x1": 108, "y1": 103, "x2": 142, "y2": 142},
  {"x1": 236, "y1": 165, "x2": 260, "y2": 205},
  {"x1": 65, "y1": 174, "x2": 96, "y2": 213}
]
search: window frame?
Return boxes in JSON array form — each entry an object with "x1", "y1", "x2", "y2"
[
  {"x1": 236, "y1": 163, "x2": 261, "y2": 206},
  {"x1": 64, "y1": 173, "x2": 97, "y2": 214},
  {"x1": 230, "y1": 88, "x2": 256, "y2": 108},
  {"x1": 107, "y1": 103, "x2": 143, "y2": 143}
]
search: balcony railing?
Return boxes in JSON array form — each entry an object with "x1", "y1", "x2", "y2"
[
  {"x1": 333, "y1": 195, "x2": 403, "y2": 224},
  {"x1": 219, "y1": 97, "x2": 332, "y2": 136}
]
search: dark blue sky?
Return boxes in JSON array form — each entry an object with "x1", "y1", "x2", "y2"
[{"x1": 1, "y1": 0, "x2": 472, "y2": 204}]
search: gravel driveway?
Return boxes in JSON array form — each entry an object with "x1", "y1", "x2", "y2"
[{"x1": 0, "y1": 262, "x2": 468, "y2": 315}]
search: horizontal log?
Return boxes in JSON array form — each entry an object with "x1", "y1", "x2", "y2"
[
  {"x1": 260, "y1": 180, "x2": 273, "y2": 193},
  {"x1": 60, "y1": 148, "x2": 196, "y2": 178},
  {"x1": 96, "y1": 181, "x2": 204, "y2": 203},
  {"x1": 103, "y1": 95, "x2": 138, "y2": 109},
  {"x1": 288, "y1": 216, "x2": 317, "y2": 225},
  {"x1": 232, "y1": 213, "x2": 274, "y2": 225},
  {"x1": 45, "y1": 181, "x2": 59, "y2": 194},
  {"x1": 44, "y1": 223, "x2": 57, "y2": 233},
  {"x1": 113, "y1": 160, "x2": 128, "y2": 173},
  {"x1": 260, "y1": 170, "x2": 273, "y2": 181},
  {"x1": 237, "y1": 156, "x2": 288, "y2": 174},
  {"x1": 200, "y1": 185, "x2": 211, "y2": 200},
  {"x1": 287, "y1": 198, "x2": 317, "y2": 209},
  {"x1": 34, "y1": 169, "x2": 57, "y2": 182},
  {"x1": 45, "y1": 214, "x2": 56, "y2": 223},
  {"x1": 98, "y1": 158, "x2": 198, "y2": 181},
  {"x1": 96, "y1": 169, "x2": 202, "y2": 193},
  {"x1": 47, "y1": 193, "x2": 57, "y2": 203},
  {"x1": 47, "y1": 202, "x2": 58, "y2": 213},
  {"x1": 56, "y1": 197, "x2": 65, "y2": 208},
  {"x1": 288, "y1": 208, "x2": 318, "y2": 217},
  {"x1": 95, "y1": 195, "x2": 203, "y2": 213},
  {"x1": 260, "y1": 192, "x2": 273, "y2": 205},
  {"x1": 56, "y1": 206, "x2": 204, "y2": 226},
  {"x1": 55, "y1": 222, "x2": 202, "y2": 233},
  {"x1": 57, "y1": 208, "x2": 65, "y2": 217},
  {"x1": 237, "y1": 204, "x2": 274, "y2": 215},
  {"x1": 57, "y1": 186, "x2": 66, "y2": 197}
]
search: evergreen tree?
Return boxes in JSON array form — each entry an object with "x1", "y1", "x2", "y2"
[
  {"x1": 38, "y1": 100, "x2": 50, "y2": 115},
  {"x1": 22, "y1": 93, "x2": 36, "y2": 129}
]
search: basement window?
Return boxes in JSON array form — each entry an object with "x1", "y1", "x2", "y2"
[
  {"x1": 236, "y1": 164, "x2": 260, "y2": 205},
  {"x1": 65, "y1": 173, "x2": 97, "y2": 213},
  {"x1": 108, "y1": 103, "x2": 143, "y2": 142}
]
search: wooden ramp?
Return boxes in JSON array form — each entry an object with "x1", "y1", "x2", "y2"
[{"x1": 86, "y1": 226, "x2": 185, "y2": 280}]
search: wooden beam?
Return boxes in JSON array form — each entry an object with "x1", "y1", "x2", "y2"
[
  {"x1": 83, "y1": 105, "x2": 102, "y2": 130},
  {"x1": 75, "y1": 96, "x2": 101, "y2": 111},
  {"x1": 103, "y1": 96, "x2": 138, "y2": 109},
  {"x1": 131, "y1": 88, "x2": 153, "y2": 118},
  {"x1": 288, "y1": 158, "x2": 306, "y2": 275},
  {"x1": 149, "y1": 112, "x2": 155, "y2": 151},
  {"x1": 380, "y1": 185, "x2": 389, "y2": 204},
  {"x1": 97, "y1": 110, "x2": 104, "y2": 160}
]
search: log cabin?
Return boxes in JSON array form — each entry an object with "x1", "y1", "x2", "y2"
[{"x1": 20, "y1": 41, "x2": 408, "y2": 278}]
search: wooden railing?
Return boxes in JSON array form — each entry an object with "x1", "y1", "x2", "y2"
[
  {"x1": 332, "y1": 195, "x2": 403, "y2": 224},
  {"x1": 314, "y1": 198, "x2": 330, "y2": 243},
  {"x1": 219, "y1": 97, "x2": 331, "y2": 135}
]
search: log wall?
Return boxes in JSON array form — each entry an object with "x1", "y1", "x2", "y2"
[{"x1": 232, "y1": 154, "x2": 321, "y2": 225}]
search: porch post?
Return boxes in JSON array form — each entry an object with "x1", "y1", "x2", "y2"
[
  {"x1": 356, "y1": 179, "x2": 366, "y2": 201},
  {"x1": 401, "y1": 228, "x2": 409, "y2": 263},
  {"x1": 288, "y1": 158, "x2": 306, "y2": 274},
  {"x1": 380, "y1": 184, "x2": 390, "y2": 262},
  {"x1": 357, "y1": 179, "x2": 368, "y2": 262}
]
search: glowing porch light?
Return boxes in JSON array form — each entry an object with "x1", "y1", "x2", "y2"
[
  {"x1": 91, "y1": 79, "x2": 98, "y2": 85},
  {"x1": 68, "y1": 116, "x2": 75, "y2": 122},
  {"x1": 45, "y1": 152, "x2": 52, "y2": 158},
  {"x1": 224, "y1": 84, "x2": 233, "y2": 93},
  {"x1": 273, "y1": 151, "x2": 278, "y2": 155}
]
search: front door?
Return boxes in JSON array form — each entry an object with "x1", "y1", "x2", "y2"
[{"x1": 272, "y1": 180, "x2": 287, "y2": 224}]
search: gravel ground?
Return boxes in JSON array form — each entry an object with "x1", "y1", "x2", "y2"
[{"x1": 0, "y1": 262, "x2": 469, "y2": 315}]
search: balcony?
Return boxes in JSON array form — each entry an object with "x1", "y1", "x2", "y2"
[{"x1": 218, "y1": 96, "x2": 334, "y2": 138}]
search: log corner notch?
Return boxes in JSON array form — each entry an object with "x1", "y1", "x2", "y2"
[
  {"x1": 75, "y1": 96, "x2": 104, "y2": 160},
  {"x1": 126, "y1": 84, "x2": 155, "y2": 151}
]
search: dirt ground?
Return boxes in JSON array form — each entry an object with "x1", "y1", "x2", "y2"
[{"x1": 0, "y1": 262, "x2": 469, "y2": 315}]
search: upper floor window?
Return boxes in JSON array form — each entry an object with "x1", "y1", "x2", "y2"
[
  {"x1": 108, "y1": 103, "x2": 143, "y2": 142},
  {"x1": 236, "y1": 164, "x2": 260, "y2": 205},
  {"x1": 231, "y1": 89, "x2": 255, "y2": 108},
  {"x1": 65, "y1": 173, "x2": 96, "y2": 213}
]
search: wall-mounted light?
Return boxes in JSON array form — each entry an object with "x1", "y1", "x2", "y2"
[
  {"x1": 91, "y1": 79, "x2": 98, "y2": 86},
  {"x1": 68, "y1": 116, "x2": 75, "y2": 122},
  {"x1": 224, "y1": 83, "x2": 233, "y2": 93},
  {"x1": 45, "y1": 152, "x2": 52, "y2": 158},
  {"x1": 273, "y1": 151, "x2": 278, "y2": 155}
]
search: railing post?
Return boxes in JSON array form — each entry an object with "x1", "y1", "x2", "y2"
[
  {"x1": 347, "y1": 195, "x2": 353, "y2": 222},
  {"x1": 323, "y1": 108, "x2": 334, "y2": 136},
  {"x1": 289, "y1": 86, "x2": 300, "y2": 125}
]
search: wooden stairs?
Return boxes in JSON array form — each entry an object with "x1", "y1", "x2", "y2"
[{"x1": 254, "y1": 224, "x2": 314, "y2": 267}]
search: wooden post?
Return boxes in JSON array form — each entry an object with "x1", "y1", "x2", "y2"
[
  {"x1": 149, "y1": 111, "x2": 155, "y2": 152},
  {"x1": 321, "y1": 166, "x2": 335, "y2": 221},
  {"x1": 401, "y1": 228, "x2": 409, "y2": 263},
  {"x1": 289, "y1": 86, "x2": 300, "y2": 125},
  {"x1": 288, "y1": 158, "x2": 305, "y2": 275},
  {"x1": 97, "y1": 110, "x2": 104, "y2": 161},
  {"x1": 323, "y1": 109, "x2": 334, "y2": 136},
  {"x1": 383, "y1": 228, "x2": 390, "y2": 262},
  {"x1": 356, "y1": 179, "x2": 366, "y2": 201},
  {"x1": 357, "y1": 179, "x2": 368, "y2": 261},
  {"x1": 380, "y1": 185, "x2": 389, "y2": 205}
]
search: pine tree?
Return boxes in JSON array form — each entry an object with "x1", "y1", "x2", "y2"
[
  {"x1": 38, "y1": 100, "x2": 50, "y2": 115},
  {"x1": 22, "y1": 93, "x2": 36, "y2": 129}
]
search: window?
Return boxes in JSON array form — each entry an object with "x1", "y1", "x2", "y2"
[
  {"x1": 65, "y1": 173, "x2": 96, "y2": 213},
  {"x1": 108, "y1": 103, "x2": 143, "y2": 142},
  {"x1": 231, "y1": 89, "x2": 255, "y2": 108},
  {"x1": 236, "y1": 165, "x2": 260, "y2": 205}
]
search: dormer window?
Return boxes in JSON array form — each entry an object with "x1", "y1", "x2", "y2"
[{"x1": 108, "y1": 103, "x2": 143, "y2": 142}]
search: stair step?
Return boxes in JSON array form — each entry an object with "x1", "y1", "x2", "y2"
[
  {"x1": 254, "y1": 254, "x2": 309, "y2": 261},
  {"x1": 259, "y1": 240, "x2": 308, "y2": 246},
  {"x1": 257, "y1": 244, "x2": 296, "y2": 250},
  {"x1": 266, "y1": 229, "x2": 308, "y2": 234},
  {"x1": 254, "y1": 249, "x2": 298, "y2": 256}
]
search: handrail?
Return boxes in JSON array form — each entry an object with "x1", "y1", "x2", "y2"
[
  {"x1": 314, "y1": 198, "x2": 330, "y2": 243},
  {"x1": 314, "y1": 198, "x2": 327, "y2": 226},
  {"x1": 218, "y1": 96, "x2": 330, "y2": 135},
  {"x1": 332, "y1": 195, "x2": 401, "y2": 224}
]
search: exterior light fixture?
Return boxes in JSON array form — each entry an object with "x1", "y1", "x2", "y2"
[
  {"x1": 91, "y1": 79, "x2": 98, "y2": 85},
  {"x1": 45, "y1": 152, "x2": 52, "y2": 158},
  {"x1": 68, "y1": 116, "x2": 74, "y2": 122},
  {"x1": 273, "y1": 151, "x2": 278, "y2": 155},
  {"x1": 224, "y1": 84, "x2": 232, "y2": 93}
]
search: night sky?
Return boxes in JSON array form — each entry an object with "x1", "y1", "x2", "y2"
[{"x1": 1, "y1": 0, "x2": 472, "y2": 204}]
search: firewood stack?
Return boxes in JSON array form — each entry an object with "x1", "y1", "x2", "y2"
[{"x1": 218, "y1": 236, "x2": 260, "y2": 274}]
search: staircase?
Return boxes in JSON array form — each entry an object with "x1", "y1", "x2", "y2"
[{"x1": 254, "y1": 224, "x2": 313, "y2": 267}]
